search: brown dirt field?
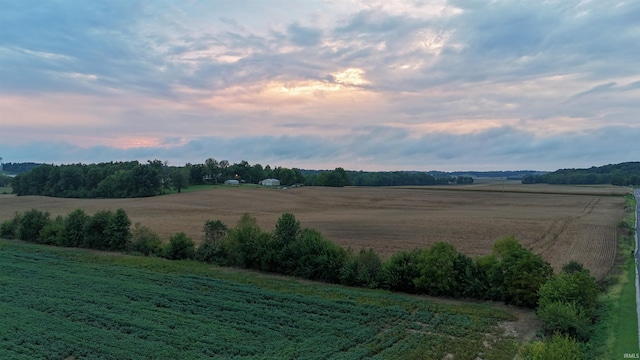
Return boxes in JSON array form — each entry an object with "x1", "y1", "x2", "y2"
[{"x1": 0, "y1": 183, "x2": 629, "y2": 280}]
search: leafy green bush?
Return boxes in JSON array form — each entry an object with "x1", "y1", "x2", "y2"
[
  {"x1": 38, "y1": 219, "x2": 65, "y2": 246},
  {"x1": 62, "y1": 209, "x2": 88, "y2": 247},
  {"x1": 196, "y1": 220, "x2": 228, "y2": 263},
  {"x1": 413, "y1": 242, "x2": 464, "y2": 297},
  {"x1": 223, "y1": 214, "x2": 271, "y2": 268},
  {"x1": 0, "y1": 212, "x2": 21, "y2": 239},
  {"x1": 128, "y1": 223, "x2": 163, "y2": 256},
  {"x1": 340, "y1": 248, "x2": 383, "y2": 288},
  {"x1": 518, "y1": 333, "x2": 582, "y2": 359},
  {"x1": 164, "y1": 232, "x2": 195, "y2": 260},
  {"x1": 538, "y1": 268, "x2": 600, "y2": 317},
  {"x1": 285, "y1": 228, "x2": 348, "y2": 283},
  {"x1": 382, "y1": 249, "x2": 422, "y2": 293},
  {"x1": 82, "y1": 210, "x2": 113, "y2": 249},
  {"x1": 537, "y1": 301, "x2": 592, "y2": 341},
  {"x1": 105, "y1": 208, "x2": 131, "y2": 251},
  {"x1": 486, "y1": 236, "x2": 553, "y2": 308},
  {"x1": 18, "y1": 209, "x2": 51, "y2": 242}
]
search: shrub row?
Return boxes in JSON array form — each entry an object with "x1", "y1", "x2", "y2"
[
  {"x1": 1, "y1": 209, "x2": 603, "y2": 356},
  {"x1": 1, "y1": 208, "x2": 131, "y2": 251}
]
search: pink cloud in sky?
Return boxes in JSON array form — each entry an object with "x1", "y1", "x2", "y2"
[{"x1": 1, "y1": 0, "x2": 639, "y2": 170}]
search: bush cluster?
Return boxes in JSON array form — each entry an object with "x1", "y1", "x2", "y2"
[
  {"x1": 184, "y1": 214, "x2": 554, "y2": 309},
  {"x1": 1, "y1": 210, "x2": 558, "y2": 309},
  {"x1": 1, "y1": 208, "x2": 132, "y2": 251}
]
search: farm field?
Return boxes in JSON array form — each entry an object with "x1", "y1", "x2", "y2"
[
  {"x1": 0, "y1": 183, "x2": 628, "y2": 280},
  {"x1": 0, "y1": 240, "x2": 522, "y2": 359}
]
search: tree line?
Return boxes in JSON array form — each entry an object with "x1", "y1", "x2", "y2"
[
  {"x1": 523, "y1": 161, "x2": 640, "y2": 186},
  {"x1": 9, "y1": 159, "x2": 358, "y2": 198},
  {"x1": 11, "y1": 160, "x2": 166, "y2": 198},
  {"x1": 9, "y1": 157, "x2": 485, "y2": 198},
  {"x1": 1, "y1": 208, "x2": 615, "y2": 357}
]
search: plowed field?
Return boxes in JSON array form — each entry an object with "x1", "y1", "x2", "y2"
[{"x1": 0, "y1": 183, "x2": 628, "y2": 280}]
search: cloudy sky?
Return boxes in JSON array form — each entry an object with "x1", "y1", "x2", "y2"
[{"x1": 1, "y1": 0, "x2": 639, "y2": 171}]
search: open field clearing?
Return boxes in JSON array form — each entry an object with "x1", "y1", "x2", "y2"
[
  {"x1": 0, "y1": 240, "x2": 522, "y2": 359},
  {"x1": 0, "y1": 183, "x2": 628, "y2": 279}
]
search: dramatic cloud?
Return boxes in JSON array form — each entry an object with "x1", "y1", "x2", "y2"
[{"x1": 1, "y1": 0, "x2": 639, "y2": 171}]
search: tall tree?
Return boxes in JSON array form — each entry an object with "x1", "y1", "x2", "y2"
[
  {"x1": 205, "y1": 158, "x2": 219, "y2": 183},
  {"x1": 106, "y1": 208, "x2": 132, "y2": 251}
]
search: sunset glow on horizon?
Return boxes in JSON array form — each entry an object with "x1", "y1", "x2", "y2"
[{"x1": 1, "y1": 1, "x2": 639, "y2": 171}]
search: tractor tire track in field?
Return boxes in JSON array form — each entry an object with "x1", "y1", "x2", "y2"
[
  {"x1": 534, "y1": 197, "x2": 600, "y2": 256},
  {"x1": 531, "y1": 196, "x2": 619, "y2": 279}
]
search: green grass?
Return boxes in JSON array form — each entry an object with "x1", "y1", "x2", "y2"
[
  {"x1": 612, "y1": 254, "x2": 639, "y2": 356},
  {"x1": 0, "y1": 239, "x2": 519, "y2": 359},
  {"x1": 0, "y1": 186, "x2": 12, "y2": 194},
  {"x1": 591, "y1": 194, "x2": 639, "y2": 359},
  {"x1": 610, "y1": 194, "x2": 639, "y2": 356}
]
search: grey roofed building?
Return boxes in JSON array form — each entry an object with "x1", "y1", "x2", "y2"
[{"x1": 259, "y1": 178, "x2": 280, "y2": 186}]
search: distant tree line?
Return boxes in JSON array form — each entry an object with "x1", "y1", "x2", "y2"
[
  {"x1": 2, "y1": 162, "x2": 43, "y2": 174},
  {"x1": 11, "y1": 160, "x2": 166, "y2": 198},
  {"x1": 522, "y1": 161, "x2": 640, "y2": 186},
  {"x1": 0, "y1": 175, "x2": 12, "y2": 187},
  {"x1": 8, "y1": 159, "x2": 358, "y2": 198},
  {"x1": 304, "y1": 170, "x2": 472, "y2": 186}
]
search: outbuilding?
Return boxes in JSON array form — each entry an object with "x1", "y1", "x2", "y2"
[{"x1": 260, "y1": 178, "x2": 280, "y2": 186}]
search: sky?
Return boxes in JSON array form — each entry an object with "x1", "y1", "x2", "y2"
[{"x1": 1, "y1": 0, "x2": 639, "y2": 172}]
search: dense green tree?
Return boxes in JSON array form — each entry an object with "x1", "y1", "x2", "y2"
[
  {"x1": 196, "y1": 220, "x2": 228, "y2": 263},
  {"x1": 223, "y1": 213, "x2": 271, "y2": 268},
  {"x1": 204, "y1": 158, "x2": 219, "y2": 183},
  {"x1": 248, "y1": 164, "x2": 265, "y2": 184},
  {"x1": 187, "y1": 163, "x2": 206, "y2": 185},
  {"x1": 0, "y1": 212, "x2": 22, "y2": 239},
  {"x1": 105, "y1": 208, "x2": 132, "y2": 251},
  {"x1": 128, "y1": 223, "x2": 163, "y2": 256},
  {"x1": 82, "y1": 210, "x2": 113, "y2": 249},
  {"x1": 38, "y1": 217, "x2": 65, "y2": 246},
  {"x1": 128, "y1": 164, "x2": 162, "y2": 197},
  {"x1": 164, "y1": 232, "x2": 195, "y2": 260},
  {"x1": 382, "y1": 249, "x2": 422, "y2": 293},
  {"x1": 18, "y1": 209, "x2": 50, "y2": 242},
  {"x1": 202, "y1": 220, "x2": 228, "y2": 246},
  {"x1": 285, "y1": 228, "x2": 348, "y2": 283},
  {"x1": 171, "y1": 168, "x2": 189, "y2": 193},
  {"x1": 277, "y1": 168, "x2": 297, "y2": 186},
  {"x1": 487, "y1": 237, "x2": 553, "y2": 308},
  {"x1": 413, "y1": 242, "x2": 461, "y2": 297},
  {"x1": 63, "y1": 209, "x2": 88, "y2": 247},
  {"x1": 340, "y1": 248, "x2": 383, "y2": 288}
]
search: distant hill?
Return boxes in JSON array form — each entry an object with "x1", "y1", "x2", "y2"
[
  {"x1": 2, "y1": 162, "x2": 44, "y2": 174},
  {"x1": 522, "y1": 162, "x2": 640, "y2": 186}
]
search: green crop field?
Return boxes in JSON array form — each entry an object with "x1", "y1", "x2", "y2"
[{"x1": 0, "y1": 240, "x2": 520, "y2": 359}]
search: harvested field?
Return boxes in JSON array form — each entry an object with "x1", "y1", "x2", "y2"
[{"x1": 0, "y1": 183, "x2": 628, "y2": 280}]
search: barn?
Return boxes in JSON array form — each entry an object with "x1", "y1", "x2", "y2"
[{"x1": 260, "y1": 178, "x2": 280, "y2": 186}]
